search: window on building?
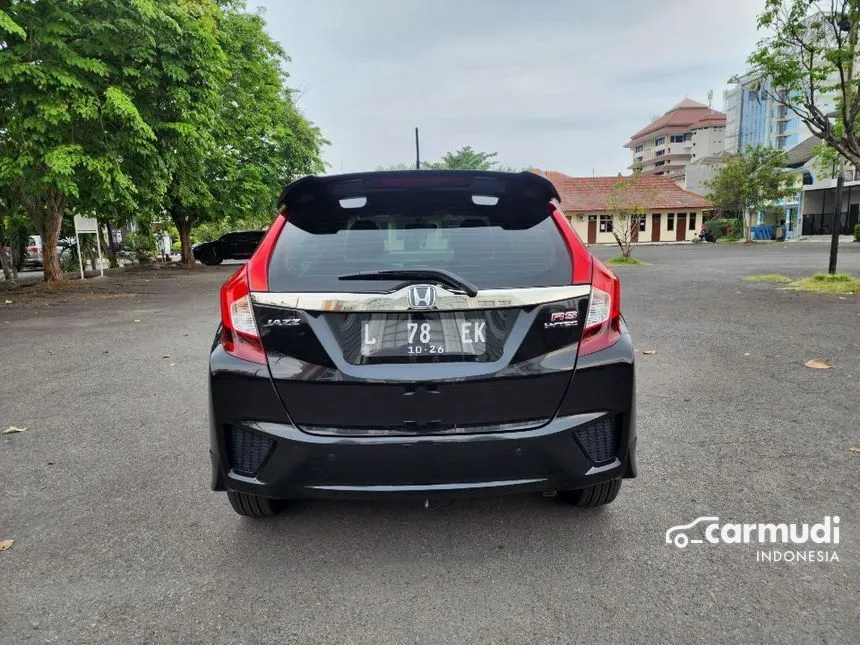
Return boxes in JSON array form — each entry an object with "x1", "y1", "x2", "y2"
[
  {"x1": 655, "y1": 160, "x2": 665, "y2": 167},
  {"x1": 638, "y1": 217, "x2": 647, "y2": 232},
  {"x1": 689, "y1": 213, "x2": 697, "y2": 230},
  {"x1": 667, "y1": 214, "x2": 675, "y2": 231},
  {"x1": 655, "y1": 149, "x2": 665, "y2": 156},
  {"x1": 655, "y1": 137, "x2": 665, "y2": 146},
  {"x1": 654, "y1": 171, "x2": 664, "y2": 175},
  {"x1": 634, "y1": 144, "x2": 643, "y2": 153},
  {"x1": 670, "y1": 134, "x2": 689, "y2": 143},
  {"x1": 599, "y1": 214, "x2": 613, "y2": 233}
]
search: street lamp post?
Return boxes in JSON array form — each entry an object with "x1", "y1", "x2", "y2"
[
  {"x1": 829, "y1": 157, "x2": 844, "y2": 274},
  {"x1": 826, "y1": 16, "x2": 853, "y2": 274}
]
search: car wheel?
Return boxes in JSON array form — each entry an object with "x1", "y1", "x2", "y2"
[
  {"x1": 226, "y1": 491, "x2": 282, "y2": 518},
  {"x1": 559, "y1": 479, "x2": 622, "y2": 507}
]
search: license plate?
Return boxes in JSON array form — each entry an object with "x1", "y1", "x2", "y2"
[{"x1": 360, "y1": 314, "x2": 487, "y2": 358}]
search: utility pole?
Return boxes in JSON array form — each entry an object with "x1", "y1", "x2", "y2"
[
  {"x1": 829, "y1": 157, "x2": 843, "y2": 274},
  {"x1": 415, "y1": 127, "x2": 421, "y2": 169}
]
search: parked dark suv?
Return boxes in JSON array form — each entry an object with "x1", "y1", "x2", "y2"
[
  {"x1": 209, "y1": 171, "x2": 636, "y2": 517},
  {"x1": 193, "y1": 230, "x2": 265, "y2": 265}
]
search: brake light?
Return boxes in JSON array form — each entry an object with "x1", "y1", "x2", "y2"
[
  {"x1": 578, "y1": 258, "x2": 621, "y2": 357},
  {"x1": 247, "y1": 211, "x2": 287, "y2": 292},
  {"x1": 550, "y1": 206, "x2": 592, "y2": 284},
  {"x1": 220, "y1": 266, "x2": 266, "y2": 364},
  {"x1": 28, "y1": 246, "x2": 38, "y2": 253}
]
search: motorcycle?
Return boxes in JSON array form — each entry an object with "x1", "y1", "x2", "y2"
[{"x1": 692, "y1": 229, "x2": 716, "y2": 244}]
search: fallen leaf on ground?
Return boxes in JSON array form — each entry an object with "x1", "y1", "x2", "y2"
[
  {"x1": 849, "y1": 446, "x2": 860, "y2": 454},
  {"x1": 133, "y1": 319, "x2": 140, "y2": 323},
  {"x1": 4, "y1": 299, "x2": 11, "y2": 304},
  {"x1": 169, "y1": 363, "x2": 175, "y2": 367},
  {"x1": 641, "y1": 350, "x2": 657, "y2": 355},
  {"x1": 744, "y1": 353, "x2": 751, "y2": 356},
  {"x1": 804, "y1": 359, "x2": 833, "y2": 369},
  {"x1": 3, "y1": 426, "x2": 27, "y2": 434},
  {"x1": 162, "y1": 354, "x2": 171, "y2": 359},
  {"x1": 0, "y1": 539, "x2": 13, "y2": 551}
]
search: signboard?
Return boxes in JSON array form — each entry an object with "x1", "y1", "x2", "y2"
[
  {"x1": 73, "y1": 215, "x2": 99, "y2": 234},
  {"x1": 73, "y1": 215, "x2": 104, "y2": 279}
]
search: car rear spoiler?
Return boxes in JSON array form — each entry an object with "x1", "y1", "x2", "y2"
[{"x1": 276, "y1": 170, "x2": 561, "y2": 211}]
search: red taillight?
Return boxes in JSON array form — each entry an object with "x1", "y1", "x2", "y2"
[
  {"x1": 247, "y1": 211, "x2": 287, "y2": 292},
  {"x1": 220, "y1": 265, "x2": 266, "y2": 364},
  {"x1": 28, "y1": 246, "x2": 38, "y2": 253},
  {"x1": 220, "y1": 210, "x2": 287, "y2": 363},
  {"x1": 549, "y1": 204, "x2": 619, "y2": 355},
  {"x1": 579, "y1": 258, "x2": 621, "y2": 357},
  {"x1": 550, "y1": 206, "x2": 592, "y2": 284}
]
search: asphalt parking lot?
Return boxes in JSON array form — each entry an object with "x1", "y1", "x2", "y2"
[{"x1": 1, "y1": 243, "x2": 858, "y2": 644}]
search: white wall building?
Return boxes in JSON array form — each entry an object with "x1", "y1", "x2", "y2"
[{"x1": 625, "y1": 99, "x2": 726, "y2": 187}]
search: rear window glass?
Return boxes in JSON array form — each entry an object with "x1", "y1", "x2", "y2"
[{"x1": 268, "y1": 190, "x2": 572, "y2": 291}]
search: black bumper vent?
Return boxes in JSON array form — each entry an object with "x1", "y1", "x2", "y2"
[
  {"x1": 574, "y1": 416, "x2": 619, "y2": 464},
  {"x1": 226, "y1": 426, "x2": 274, "y2": 476}
]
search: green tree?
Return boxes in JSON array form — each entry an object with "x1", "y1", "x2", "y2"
[
  {"x1": 704, "y1": 146, "x2": 796, "y2": 242},
  {"x1": 0, "y1": 1, "x2": 166, "y2": 281},
  {"x1": 430, "y1": 146, "x2": 499, "y2": 170},
  {"x1": 607, "y1": 172, "x2": 653, "y2": 257},
  {"x1": 139, "y1": 0, "x2": 325, "y2": 265},
  {"x1": 381, "y1": 146, "x2": 517, "y2": 171},
  {"x1": 749, "y1": 0, "x2": 860, "y2": 168}
]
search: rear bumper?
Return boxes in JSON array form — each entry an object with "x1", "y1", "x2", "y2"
[
  {"x1": 213, "y1": 412, "x2": 633, "y2": 500},
  {"x1": 208, "y1": 328, "x2": 636, "y2": 500}
]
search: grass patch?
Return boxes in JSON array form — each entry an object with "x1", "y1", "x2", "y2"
[
  {"x1": 788, "y1": 273, "x2": 860, "y2": 295},
  {"x1": 745, "y1": 273, "x2": 792, "y2": 283},
  {"x1": 606, "y1": 255, "x2": 649, "y2": 266}
]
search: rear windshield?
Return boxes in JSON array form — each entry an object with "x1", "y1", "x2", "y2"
[{"x1": 268, "y1": 190, "x2": 572, "y2": 291}]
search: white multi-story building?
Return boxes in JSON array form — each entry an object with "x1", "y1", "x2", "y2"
[{"x1": 625, "y1": 99, "x2": 726, "y2": 187}]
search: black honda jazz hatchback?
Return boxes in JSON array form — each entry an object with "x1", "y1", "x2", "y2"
[{"x1": 209, "y1": 170, "x2": 636, "y2": 517}]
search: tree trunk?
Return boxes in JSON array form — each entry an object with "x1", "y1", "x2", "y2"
[
  {"x1": 743, "y1": 208, "x2": 754, "y2": 243},
  {"x1": 104, "y1": 221, "x2": 119, "y2": 268},
  {"x1": 34, "y1": 195, "x2": 65, "y2": 282},
  {"x1": 0, "y1": 247, "x2": 16, "y2": 286},
  {"x1": 175, "y1": 218, "x2": 194, "y2": 266}
]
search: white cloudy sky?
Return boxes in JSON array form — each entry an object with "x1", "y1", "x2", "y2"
[{"x1": 249, "y1": 0, "x2": 764, "y2": 176}]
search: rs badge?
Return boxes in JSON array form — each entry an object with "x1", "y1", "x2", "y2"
[{"x1": 544, "y1": 310, "x2": 578, "y2": 329}]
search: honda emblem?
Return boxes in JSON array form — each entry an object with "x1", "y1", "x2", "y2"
[{"x1": 407, "y1": 285, "x2": 437, "y2": 309}]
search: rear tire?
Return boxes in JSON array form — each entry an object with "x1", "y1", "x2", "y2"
[
  {"x1": 559, "y1": 479, "x2": 622, "y2": 507},
  {"x1": 227, "y1": 491, "x2": 281, "y2": 518}
]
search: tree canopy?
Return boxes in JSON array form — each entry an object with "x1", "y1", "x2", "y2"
[
  {"x1": 0, "y1": 0, "x2": 326, "y2": 280},
  {"x1": 381, "y1": 146, "x2": 516, "y2": 171},
  {"x1": 705, "y1": 146, "x2": 796, "y2": 241},
  {"x1": 748, "y1": 0, "x2": 860, "y2": 168},
  {"x1": 607, "y1": 172, "x2": 653, "y2": 257}
]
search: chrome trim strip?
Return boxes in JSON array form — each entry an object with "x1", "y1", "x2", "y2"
[{"x1": 251, "y1": 284, "x2": 591, "y2": 312}]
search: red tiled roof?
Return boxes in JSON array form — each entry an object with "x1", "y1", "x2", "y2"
[
  {"x1": 626, "y1": 99, "x2": 725, "y2": 146},
  {"x1": 690, "y1": 112, "x2": 727, "y2": 129},
  {"x1": 534, "y1": 170, "x2": 712, "y2": 213}
]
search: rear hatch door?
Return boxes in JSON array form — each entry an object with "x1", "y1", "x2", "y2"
[{"x1": 253, "y1": 172, "x2": 590, "y2": 435}]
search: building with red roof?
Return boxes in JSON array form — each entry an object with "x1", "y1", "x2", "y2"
[
  {"x1": 625, "y1": 99, "x2": 726, "y2": 187},
  {"x1": 531, "y1": 170, "x2": 712, "y2": 244}
]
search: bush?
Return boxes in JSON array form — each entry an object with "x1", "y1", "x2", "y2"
[
  {"x1": 854, "y1": 223, "x2": 860, "y2": 242},
  {"x1": 127, "y1": 233, "x2": 157, "y2": 262},
  {"x1": 705, "y1": 217, "x2": 743, "y2": 240}
]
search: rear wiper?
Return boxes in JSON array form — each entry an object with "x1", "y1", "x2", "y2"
[{"x1": 338, "y1": 268, "x2": 479, "y2": 297}]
